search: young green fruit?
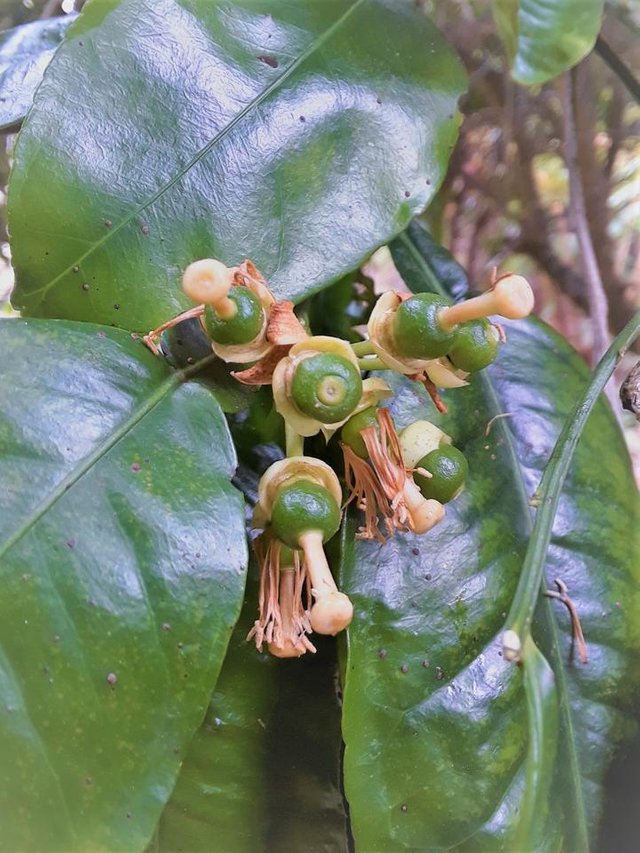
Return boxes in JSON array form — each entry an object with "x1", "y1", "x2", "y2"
[
  {"x1": 414, "y1": 446, "x2": 468, "y2": 504},
  {"x1": 270, "y1": 479, "x2": 341, "y2": 549},
  {"x1": 341, "y1": 406, "x2": 379, "y2": 459},
  {"x1": 393, "y1": 293, "x2": 457, "y2": 359},
  {"x1": 203, "y1": 287, "x2": 264, "y2": 345},
  {"x1": 448, "y1": 319, "x2": 499, "y2": 372},
  {"x1": 290, "y1": 352, "x2": 363, "y2": 424}
]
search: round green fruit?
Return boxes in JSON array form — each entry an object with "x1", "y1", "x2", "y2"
[
  {"x1": 203, "y1": 287, "x2": 264, "y2": 345},
  {"x1": 271, "y1": 479, "x2": 342, "y2": 549},
  {"x1": 393, "y1": 293, "x2": 457, "y2": 359},
  {"x1": 414, "y1": 446, "x2": 468, "y2": 504},
  {"x1": 291, "y1": 353, "x2": 362, "y2": 424},
  {"x1": 448, "y1": 319, "x2": 499, "y2": 372},
  {"x1": 341, "y1": 406, "x2": 378, "y2": 459}
]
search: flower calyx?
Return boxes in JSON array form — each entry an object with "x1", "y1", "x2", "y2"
[
  {"x1": 273, "y1": 336, "x2": 364, "y2": 437},
  {"x1": 253, "y1": 457, "x2": 353, "y2": 646},
  {"x1": 367, "y1": 292, "x2": 468, "y2": 389},
  {"x1": 181, "y1": 258, "x2": 276, "y2": 364}
]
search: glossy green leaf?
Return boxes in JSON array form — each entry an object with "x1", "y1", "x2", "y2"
[
  {"x1": 0, "y1": 319, "x2": 248, "y2": 851},
  {"x1": 338, "y1": 225, "x2": 640, "y2": 849},
  {"x1": 154, "y1": 583, "x2": 279, "y2": 852},
  {"x1": 0, "y1": 14, "x2": 76, "y2": 131},
  {"x1": 8, "y1": 0, "x2": 465, "y2": 331},
  {"x1": 493, "y1": 0, "x2": 605, "y2": 85},
  {"x1": 157, "y1": 582, "x2": 347, "y2": 852}
]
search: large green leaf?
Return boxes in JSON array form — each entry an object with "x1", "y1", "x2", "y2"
[
  {"x1": 154, "y1": 582, "x2": 280, "y2": 852},
  {"x1": 493, "y1": 0, "x2": 605, "y2": 85},
  {"x1": 338, "y1": 225, "x2": 640, "y2": 849},
  {"x1": 0, "y1": 14, "x2": 76, "y2": 131},
  {"x1": 0, "y1": 319, "x2": 248, "y2": 851},
  {"x1": 8, "y1": 0, "x2": 465, "y2": 331},
  {"x1": 157, "y1": 620, "x2": 348, "y2": 852}
]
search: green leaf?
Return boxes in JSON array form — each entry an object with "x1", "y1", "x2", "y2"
[
  {"x1": 0, "y1": 319, "x2": 248, "y2": 851},
  {"x1": 8, "y1": 0, "x2": 465, "y2": 331},
  {"x1": 157, "y1": 584, "x2": 347, "y2": 852},
  {"x1": 338, "y1": 226, "x2": 640, "y2": 849},
  {"x1": 493, "y1": 0, "x2": 605, "y2": 85},
  {"x1": 0, "y1": 15, "x2": 76, "y2": 131},
  {"x1": 154, "y1": 584, "x2": 279, "y2": 852}
]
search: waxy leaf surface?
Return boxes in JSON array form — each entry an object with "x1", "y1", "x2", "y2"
[
  {"x1": 338, "y1": 225, "x2": 640, "y2": 850},
  {"x1": 0, "y1": 319, "x2": 247, "y2": 851},
  {"x1": 157, "y1": 616, "x2": 348, "y2": 852},
  {"x1": 9, "y1": 0, "x2": 465, "y2": 331},
  {"x1": 0, "y1": 14, "x2": 76, "y2": 130}
]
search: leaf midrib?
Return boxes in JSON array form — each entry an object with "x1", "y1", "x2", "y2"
[
  {"x1": 395, "y1": 227, "x2": 590, "y2": 849},
  {"x1": 22, "y1": 0, "x2": 369, "y2": 309},
  {"x1": 0, "y1": 360, "x2": 182, "y2": 563}
]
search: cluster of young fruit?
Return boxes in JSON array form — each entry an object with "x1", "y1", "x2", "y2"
[{"x1": 145, "y1": 258, "x2": 534, "y2": 658}]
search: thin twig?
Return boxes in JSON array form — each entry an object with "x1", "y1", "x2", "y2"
[
  {"x1": 562, "y1": 70, "x2": 611, "y2": 368},
  {"x1": 595, "y1": 36, "x2": 640, "y2": 104},
  {"x1": 502, "y1": 309, "x2": 640, "y2": 661}
]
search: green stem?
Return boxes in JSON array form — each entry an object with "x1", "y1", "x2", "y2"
[
  {"x1": 351, "y1": 340, "x2": 376, "y2": 356},
  {"x1": 285, "y1": 422, "x2": 304, "y2": 457},
  {"x1": 357, "y1": 357, "x2": 388, "y2": 371},
  {"x1": 503, "y1": 310, "x2": 640, "y2": 659}
]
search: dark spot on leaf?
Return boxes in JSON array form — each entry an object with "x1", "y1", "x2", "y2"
[
  {"x1": 106, "y1": 672, "x2": 118, "y2": 686},
  {"x1": 131, "y1": 462, "x2": 141, "y2": 473},
  {"x1": 177, "y1": 642, "x2": 184, "y2": 650},
  {"x1": 258, "y1": 55, "x2": 278, "y2": 68},
  {"x1": 378, "y1": 648, "x2": 387, "y2": 659},
  {"x1": 404, "y1": 190, "x2": 411, "y2": 198},
  {"x1": 66, "y1": 538, "x2": 75, "y2": 549},
  {"x1": 195, "y1": 552, "x2": 201, "y2": 559},
  {"x1": 126, "y1": 812, "x2": 132, "y2": 819},
  {"x1": 376, "y1": 97, "x2": 382, "y2": 104},
  {"x1": 78, "y1": 40, "x2": 84, "y2": 46},
  {"x1": 400, "y1": 664, "x2": 409, "y2": 674},
  {"x1": 299, "y1": 115, "x2": 306, "y2": 122},
  {"x1": 113, "y1": 304, "x2": 120, "y2": 310},
  {"x1": 425, "y1": 573, "x2": 432, "y2": 581},
  {"x1": 412, "y1": 547, "x2": 419, "y2": 556},
  {"x1": 425, "y1": 178, "x2": 431, "y2": 185}
]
